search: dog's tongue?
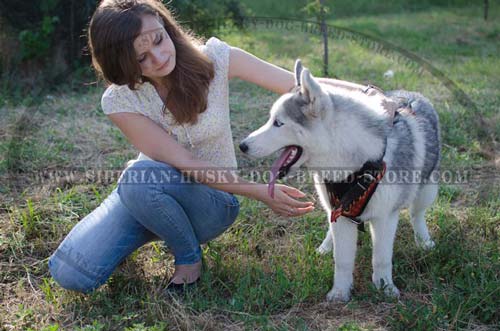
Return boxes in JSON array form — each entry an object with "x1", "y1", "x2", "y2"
[{"x1": 268, "y1": 146, "x2": 295, "y2": 198}]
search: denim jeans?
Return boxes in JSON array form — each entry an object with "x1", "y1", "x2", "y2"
[{"x1": 48, "y1": 160, "x2": 240, "y2": 293}]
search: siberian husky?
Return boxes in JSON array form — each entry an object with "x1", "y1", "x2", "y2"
[{"x1": 239, "y1": 60, "x2": 441, "y2": 302}]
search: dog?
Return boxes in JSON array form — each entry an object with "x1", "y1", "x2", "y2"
[{"x1": 239, "y1": 60, "x2": 441, "y2": 302}]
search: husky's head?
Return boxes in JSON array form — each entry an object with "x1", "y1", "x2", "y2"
[{"x1": 239, "y1": 59, "x2": 334, "y2": 197}]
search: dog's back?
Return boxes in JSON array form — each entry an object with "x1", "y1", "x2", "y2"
[{"x1": 385, "y1": 90, "x2": 441, "y2": 183}]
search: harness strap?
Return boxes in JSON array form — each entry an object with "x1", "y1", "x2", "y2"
[{"x1": 327, "y1": 161, "x2": 386, "y2": 227}]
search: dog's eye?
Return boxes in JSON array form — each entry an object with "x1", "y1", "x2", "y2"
[{"x1": 273, "y1": 119, "x2": 284, "y2": 127}]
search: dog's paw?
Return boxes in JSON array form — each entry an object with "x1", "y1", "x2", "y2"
[
  {"x1": 373, "y1": 279, "x2": 400, "y2": 299},
  {"x1": 383, "y1": 284, "x2": 400, "y2": 298},
  {"x1": 420, "y1": 239, "x2": 436, "y2": 251},
  {"x1": 326, "y1": 286, "x2": 351, "y2": 303},
  {"x1": 416, "y1": 238, "x2": 435, "y2": 250},
  {"x1": 373, "y1": 277, "x2": 400, "y2": 299},
  {"x1": 316, "y1": 243, "x2": 332, "y2": 255}
]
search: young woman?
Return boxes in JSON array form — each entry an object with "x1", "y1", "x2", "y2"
[{"x1": 48, "y1": 0, "x2": 363, "y2": 293}]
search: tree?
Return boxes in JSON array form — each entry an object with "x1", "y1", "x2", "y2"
[
  {"x1": 302, "y1": 0, "x2": 330, "y2": 76},
  {"x1": 0, "y1": 0, "x2": 247, "y2": 100}
]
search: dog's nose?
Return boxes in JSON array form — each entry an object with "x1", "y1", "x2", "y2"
[{"x1": 239, "y1": 142, "x2": 249, "y2": 153}]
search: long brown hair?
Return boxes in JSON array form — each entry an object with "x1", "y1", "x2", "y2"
[{"x1": 88, "y1": 0, "x2": 215, "y2": 125}]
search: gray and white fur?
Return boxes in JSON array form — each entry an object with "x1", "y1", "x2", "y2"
[{"x1": 240, "y1": 59, "x2": 441, "y2": 302}]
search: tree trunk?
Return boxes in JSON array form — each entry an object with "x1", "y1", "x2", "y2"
[
  {"x1": 484, "y1": 0, "x2": 488, "y2": 21},
  {"x1": 320, "y1": 0, "x2": 328, "y2": 76}
]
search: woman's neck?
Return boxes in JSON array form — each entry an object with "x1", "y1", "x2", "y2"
[{"x1": 150, "y1": 80, "x2": 168, "y2": 101}]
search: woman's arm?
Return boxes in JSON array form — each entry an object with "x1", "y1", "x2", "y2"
[
  {"x1": 228, "y1": 47, "x2": 295, "y2": 94},
  {"x1": 107, "y1": 112, "x2": 314, "y2": 216},
  {"x1": 228, "y1": 46, "x2": 368, "y2": 94},
  {"x1": 316, "y1": 77, "x2": 368, "y2": 91}
]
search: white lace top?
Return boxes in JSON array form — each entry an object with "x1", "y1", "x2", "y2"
[{"x1": 101, "y1": 37, "x2": 237, "y2": 169}]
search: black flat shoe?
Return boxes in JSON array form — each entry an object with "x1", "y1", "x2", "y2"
[{"x1": 165, "y1": 277, "x2": 200, "y2": 294}]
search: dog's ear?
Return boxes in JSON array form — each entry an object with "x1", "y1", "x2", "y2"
[
  {"x1": 300, "y1": 68, "x2": 322, "y2": 104},
  {"x1": 294, "y1": 59, "x2": 303, "y2": 87}
]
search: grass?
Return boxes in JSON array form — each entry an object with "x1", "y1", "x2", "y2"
[
  {"x1": 1, "y1": 4, "x2": 499, "y2": 331},
  {"x1": 238, "y1": 0, "x2": 484, "y2": 20}
]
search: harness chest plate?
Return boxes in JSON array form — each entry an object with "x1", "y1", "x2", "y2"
[{"x1": 325, "y1": 160, "x2": 386, "y2": 230}]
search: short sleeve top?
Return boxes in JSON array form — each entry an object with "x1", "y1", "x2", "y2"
[{"x1": 101, "y1": 37, "x2": 237, "y2": 169}]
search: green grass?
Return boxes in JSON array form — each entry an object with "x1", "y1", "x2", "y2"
[
  {"x1": 239, "y1": 0, "x2": 488, "y2": 19},
  {"x1": 1, "y1": 4, "x2": 499, "y2": 331}
]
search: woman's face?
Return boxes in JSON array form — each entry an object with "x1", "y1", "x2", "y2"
[{"x1": 133, "y1": 14, "x2": 176, "y2": 84}]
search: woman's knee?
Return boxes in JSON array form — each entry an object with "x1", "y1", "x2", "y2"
[
  {"x1": 219, "y1": 193, "x2": 240, "y2": 226},
  {"x1": 48, "y1": 253, "x2": 103, "y2": 294},
  {"x1": 198, "y1": 195, "x2": 240, "y2": 244},
  {"x1": 117, "y1": 160, "x2": 181, "y2": 206},
  {"x1": 222, "y1": 196, "x2": 240, "y2": 228}
]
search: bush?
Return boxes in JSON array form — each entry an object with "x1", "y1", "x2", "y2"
[{"x1": 0, "y1": 0, "x2": 248, "y2": 104}]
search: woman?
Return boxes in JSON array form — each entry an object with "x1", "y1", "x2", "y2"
[{"x1": 48, "y1": 0, "x2": 356, "y2": 293}]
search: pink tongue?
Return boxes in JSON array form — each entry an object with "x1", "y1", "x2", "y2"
[{"x1": 268, "y1": 147, "x2": 295, "y2": 198}]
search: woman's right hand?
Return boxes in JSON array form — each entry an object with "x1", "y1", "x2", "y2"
[{"x1": 254, "y1": 183, "x2": 315, "y2": 217}]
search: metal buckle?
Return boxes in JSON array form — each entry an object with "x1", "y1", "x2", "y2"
[{"x1": 361, "y1": 173, "x2": 376, "y2": 181}]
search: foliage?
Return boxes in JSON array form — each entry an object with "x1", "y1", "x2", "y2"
[
  {"x1": 301, "y1": 0, "x2": 330, "y2": 21},
  {"x1": 171, "y1": 0, "x2": 248, "y2": 37},
  {"x1": 0, "y1": 0, "x2": 248, "y2": 104},
  {"x1": 18, "y1": 16, "x2": 60, "y2": 61}
]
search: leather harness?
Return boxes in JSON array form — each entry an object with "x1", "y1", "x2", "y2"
[{"x1": 325, "y1": 157, "x2": 386, "y2": 232}]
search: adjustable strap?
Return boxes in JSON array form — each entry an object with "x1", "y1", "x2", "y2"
[{"x1": 330, "y1": 208, "x2": 366, "y2": 232}]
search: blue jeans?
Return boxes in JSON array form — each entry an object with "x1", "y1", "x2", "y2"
[{"x1": 48, "y1": 160, "x2": 240, "y2": 293}]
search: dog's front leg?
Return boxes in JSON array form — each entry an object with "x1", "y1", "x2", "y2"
[
  {"x1": 316, "y1": 228, "x2": 333, "y2": 254},
  {"x1": 326, "y1": 217, "x2": 357, "y2": 302},
  {"x1": 370, "y1": 212, "x2": 400, "y2": 298}
]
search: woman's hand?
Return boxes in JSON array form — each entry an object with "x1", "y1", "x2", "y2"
[{"x1": 254, "y1": 183, "x2": 315, "y2": 217}]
